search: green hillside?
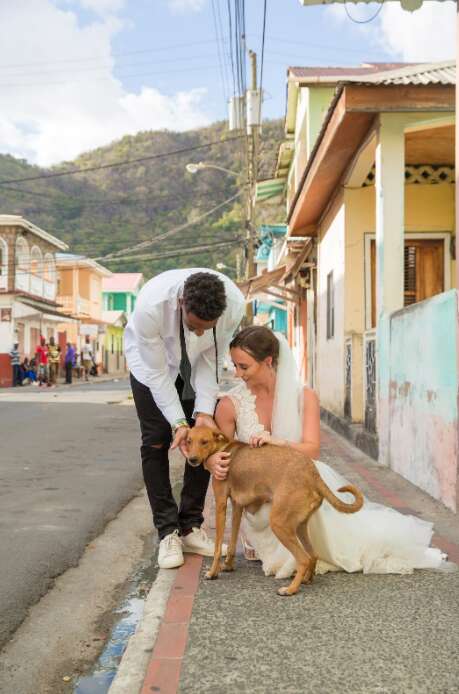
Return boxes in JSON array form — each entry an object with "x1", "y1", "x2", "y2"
[{"x1": 0, "y1": 120, "x2": 285, "y2": 280}]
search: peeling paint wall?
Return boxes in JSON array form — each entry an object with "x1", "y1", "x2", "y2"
[{"x1": 386, "y1": 289, "x2": 458, "y2": 511}]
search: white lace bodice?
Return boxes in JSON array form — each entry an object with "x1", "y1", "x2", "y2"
[{"x1": 220, "y1": 382, "x2": 266, "y2": 443}]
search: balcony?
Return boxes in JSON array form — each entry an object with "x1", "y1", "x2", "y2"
[
  {"x1": 43, "y1": 279, "x2": 56, "y2": 301},
  {"x1": 15, "y1": 269, "x2": 31, "y2": 293}
]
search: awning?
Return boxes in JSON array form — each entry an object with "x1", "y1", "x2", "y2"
[
  {"x1": 238, "y1": 265, "x2": 300, "y2": 304},
  {"x1": 16, "y1": 296, "x2": 78, "y2": 321},
  {"x1": 284, "y1": 239, "x2": 314, "y2": 282},
  {"x1": 255, "y1": 178, "x2": 286, "y2": 203}
]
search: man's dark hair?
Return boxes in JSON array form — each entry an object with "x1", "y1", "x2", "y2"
[{"x1": 182, "y1": 272, "x2": 227, "y2": 321}]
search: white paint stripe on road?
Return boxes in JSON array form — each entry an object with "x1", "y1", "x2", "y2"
[{"x1": 108, "y1": 568, "x2": 178, "y2": 694}]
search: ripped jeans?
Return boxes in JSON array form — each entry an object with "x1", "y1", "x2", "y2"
[{"x1": 130, "y1": 373, "x2": 210, "y2": 540}]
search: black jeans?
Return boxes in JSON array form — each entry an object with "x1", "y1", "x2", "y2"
[
  {"x1": 12, "y1": 364, "x2": 22, "y2": 386},
  {"x1": 130, "y1": 373, "x2": 210, "y2": 540},
  {"x1": 65, "y1": 362, "x2": 73, "y2": 384}
]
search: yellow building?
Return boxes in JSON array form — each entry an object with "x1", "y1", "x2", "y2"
[
  {"x1": 102, "y1": 310, "x2": 127, "y2": 374},
  {"x1": 261, "y1": 60, "x2": 457, "y2": 511},
  {"x1": 56, "y1": 253, "x2": 112, "y2": 369}
]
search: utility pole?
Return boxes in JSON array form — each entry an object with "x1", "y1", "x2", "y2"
[{"x1": 245, "y1": 49, "x2": 260, "y2": 322}]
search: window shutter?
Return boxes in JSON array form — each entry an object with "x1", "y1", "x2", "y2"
[{"x1": 404, "y1": 245, "x2": 417, "y2": 306}]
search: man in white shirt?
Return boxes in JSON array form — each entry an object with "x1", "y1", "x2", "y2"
[{"x1": 125, "y1": 269, "x2": 245, "y2": 569}]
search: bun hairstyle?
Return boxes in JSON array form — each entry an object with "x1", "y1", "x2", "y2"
[{"x1": 230, "y1": 326, "x2": 280, "y2": 368}]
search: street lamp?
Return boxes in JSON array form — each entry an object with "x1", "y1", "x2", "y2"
[{"x1": 185, "y1": 162, "x2": 240, "y2": 178}]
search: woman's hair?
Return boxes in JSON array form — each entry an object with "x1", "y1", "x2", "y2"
[
  {"x1": 183, "y1": 272, "x2": 227, "y2": 321},
  {"x1": 230, "y1": 326, "x2": 280, "y2": 367}
]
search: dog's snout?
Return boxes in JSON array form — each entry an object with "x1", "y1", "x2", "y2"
[{"x1": 188, "y1": 456, "x2": 200, "y2": 466}]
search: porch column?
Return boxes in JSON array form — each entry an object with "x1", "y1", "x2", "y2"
[{"x1": 375, "y1": 114, "x2": 405, "y2": 467}]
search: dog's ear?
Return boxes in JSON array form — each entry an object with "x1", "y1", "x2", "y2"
[{"x1": 213, "y1": 430, "x2": 227, "y2": 443}]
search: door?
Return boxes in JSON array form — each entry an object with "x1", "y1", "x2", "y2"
[{"x1": 370, "y1": 238, "x2": 445, "y2": 327}]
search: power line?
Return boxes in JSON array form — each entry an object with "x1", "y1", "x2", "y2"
[
  {"x1": 0, "y1": 62, "x2": 223, "y2": 89},
  {"x1": 96, "y1": 190, "x2": 244, "y2": 261},
  {"x1": 100, "y1": 239, "x2": 242, "y2": 264},
  {"x1": 259, "y1": 0, "x2": 268, "y2": 126},
  {"x1": 0, "y1": 38, "x2": 227, "y2": 70},
  {"x1": 0, "y1": 52, "x2": 227, "y2": 80},
  {"x1": 0, "y1": 136, "x2": 244, "y2": 186}
]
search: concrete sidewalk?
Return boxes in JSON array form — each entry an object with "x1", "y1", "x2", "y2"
[{"x1": 112, "y1": 425, "x2": 459, "y2": 694}]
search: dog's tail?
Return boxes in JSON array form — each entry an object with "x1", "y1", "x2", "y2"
[{"x1": 315, "y1": 476, "x2": 364, "y2": 514}]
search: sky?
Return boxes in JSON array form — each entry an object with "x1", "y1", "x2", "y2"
[{"x1": 0, "y1": 0, "x2": 455, "y2": 167}]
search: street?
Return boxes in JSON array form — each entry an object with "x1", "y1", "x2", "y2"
[{"x1": 0, "y1": 379, "x2": 143, "y2": 649}]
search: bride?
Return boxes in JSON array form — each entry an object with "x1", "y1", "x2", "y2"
[{"x1": 204, "y1": 325, "x2": 447, "y2": 579}]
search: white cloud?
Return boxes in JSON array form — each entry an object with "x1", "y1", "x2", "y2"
[
  {"x1": 327, "y1": 1, "x2": 455, "y2": 62},
  {"x1": 377, "y1": 3, "x2": 455, "y2": 62},
  {"x1": 168, "y1": 0, "x2": 207, "y2": 13},
  {"x1": 0, "y1": 1, "x2": 211, "y2": 166}
]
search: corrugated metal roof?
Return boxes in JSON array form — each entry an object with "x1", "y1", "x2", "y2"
[
  {"x1": 349, "y1": 61, "x2": 455, "y2": 86},
  {"x1": 288, "y1": 63, "x2": 408, "y2": 83}
]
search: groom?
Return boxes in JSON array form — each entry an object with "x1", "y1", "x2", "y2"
[{"x1": 125, "y1": 269, "x2": 245, "y2": 569}]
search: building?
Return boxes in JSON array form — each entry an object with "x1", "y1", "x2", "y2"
[
  {"x1": 254, "y1": 61, "x2": 457, "y2": 512},
  {"x1": 102, "y1": 310, "x2": 127, "y2": 374},
  {"x1": 0, "y1": 215, "x2": 69, "y2": 386},
  {"x1": 102, "y1": 273, "x2": 143, "y2": 316},
  {"x1": 56, "y1": 253, "x2": 112, "y2": 369}
]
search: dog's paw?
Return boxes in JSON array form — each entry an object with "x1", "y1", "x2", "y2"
[
  {"x1": 277, "y1": 586, "x2": 297, "y2": 597},
  {"x1": 222, "y1": 563, "x2": 235, "y2": 572},
  {"x1": 205, "y1": 571, "x2": 219, "y2": 580}
]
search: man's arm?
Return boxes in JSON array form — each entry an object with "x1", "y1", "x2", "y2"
[{"x1": 132, "y1": 308, "x2": 186, "y2": 426}]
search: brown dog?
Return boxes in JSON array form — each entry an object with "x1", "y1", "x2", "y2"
[{"x1": 185, "y1": 426, "x2": 364, "y2": 596}]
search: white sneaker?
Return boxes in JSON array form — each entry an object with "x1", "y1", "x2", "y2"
[
  {"x1": 181, "y1": 527, "x2": 227, "y2": 557},
  {"x1": 158, "y1": 530, "x2": 184, "y2": 569}
]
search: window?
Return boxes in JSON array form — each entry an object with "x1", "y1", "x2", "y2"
[
  {"x1": 326, "y1": 271, "x2": 334, "y2": 340},
  {"x1": 370, "y1": 238, "x2": 445, "y2": 327}
]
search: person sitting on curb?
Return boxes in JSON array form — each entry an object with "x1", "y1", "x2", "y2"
[{"x1": 125, "y1": 269, "x2": 245, "y2": 570}]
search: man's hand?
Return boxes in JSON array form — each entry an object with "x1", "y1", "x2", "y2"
[
  {"x1": 205, "y1": 451, "x2": 231, "y2": 480},
  {"x1": 170, "y1": 425, "x2": 189, "y2": 456},
  {"x1": 194, "y1": 413, "x2": 217, "y2": 429}
]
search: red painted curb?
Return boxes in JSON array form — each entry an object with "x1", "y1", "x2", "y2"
[{"x1": 141, "y1": 554, "x2": 203, "y2": 694}]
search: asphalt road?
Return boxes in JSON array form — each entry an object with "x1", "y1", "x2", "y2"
[{"x1": 0, "y1": 379, "x2": 144, "y2": 649}]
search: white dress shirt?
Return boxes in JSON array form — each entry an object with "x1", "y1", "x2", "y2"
[{"x1": 124, "y1": 268, "x2": 245, "y2": 425}]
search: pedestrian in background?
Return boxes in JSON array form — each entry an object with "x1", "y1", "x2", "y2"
[
  {"x1": 64, "y1": 343, "x2": 76, "y2": 384},
  {"x1": 48, "y1": 336, "x2": 60, "y2": 387},
  {"x1": 81, "y1": 336, "x2": 93, "y2": 382},
  {"x1": 35, "y1": 336, "x2": 49, "y2": 387},
  {"x1": 22, "y1": 357, "x2": 37, "y2": 384},
  {"x1": 9, "y1": 343, "x2": 22, "y2": 386}
]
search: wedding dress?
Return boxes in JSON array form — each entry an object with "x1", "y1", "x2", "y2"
[{"x1": 222, "y1": 335, "x2": 447, "y2": 580}]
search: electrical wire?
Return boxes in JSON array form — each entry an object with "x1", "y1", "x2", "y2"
[
  {"x1": 0, "y1": 38, "x2": 225, "y2": 70},
  {"x1": 95, "y1": 190, "x2": 244, "y2": 260},
  {"x1": 258, "y1": 0, "x2": 268, "y2": 126},
  {"x1": 344, "y1": 0, "x2": 385, "y2": 24},
  {"x1": 0, "y1": 136, "x2": 244, "y2": 186},
  {"x1": 100, "y1": 239, "x2": 242, "y2": 263}
]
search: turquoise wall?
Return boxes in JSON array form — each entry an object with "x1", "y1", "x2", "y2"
[{"x1": 381, "y1": 289, "x2": 458, "y2": 511}]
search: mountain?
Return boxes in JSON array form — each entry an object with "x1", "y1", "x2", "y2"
[{"x1": 0, "y1": 120, "x2": 285, "y2": 280}]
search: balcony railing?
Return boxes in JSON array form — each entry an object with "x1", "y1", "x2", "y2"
[
  {"x1": 30, "y1": 274, "x2": 43, "y2": 297},
  {"x1": 43, "y1": 279, "x2": 56, "y2": 301},
  {"x1": 15, "y1": 269, "x2": 30, "y2": 292}
]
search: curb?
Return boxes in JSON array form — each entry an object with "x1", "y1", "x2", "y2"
[{"x1": 108, "y1": 568, "x2": 177, "y2": 694}]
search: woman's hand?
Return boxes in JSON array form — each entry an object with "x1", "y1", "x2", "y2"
[
  {"x1": 249, "y1": 431, "x2": 272, "y2": 448},
  {"x1": 205, "y1": 451, "x2": 231, "y2": 480}
]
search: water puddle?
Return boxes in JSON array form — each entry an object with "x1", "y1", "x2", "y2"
[{"x1": 73, "y1": 560, "x2": 155, "y2": 694}]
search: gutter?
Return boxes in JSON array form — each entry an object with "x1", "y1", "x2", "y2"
[{"x1": 286, "y1": 84, "x2": 345, "y2": 226}]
